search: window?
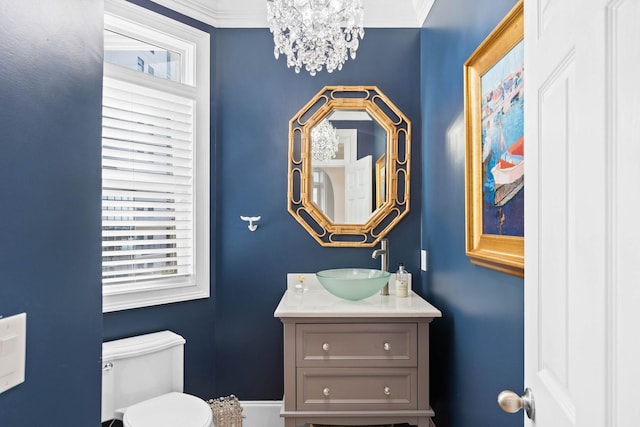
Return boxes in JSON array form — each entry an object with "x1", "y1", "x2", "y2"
[{"x1": 102, "y1": 0, "x2": 210, "y2": 312}]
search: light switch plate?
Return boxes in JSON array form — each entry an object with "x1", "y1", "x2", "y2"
[
  {"x1": 421, "y1": 250, "x2": 428, "y2": 271},
  {"x1": 0, "y1": 312, "x2": 26, "y2": 394}
]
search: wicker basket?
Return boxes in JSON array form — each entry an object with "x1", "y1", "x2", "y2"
[{"x1": 207, "y1": 395, "x2": 243, "y2": 427}]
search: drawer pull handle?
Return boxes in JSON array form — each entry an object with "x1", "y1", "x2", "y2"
[
  {"x1": 384, "y1": 386, "x2": 391, "y2": 396},
  {"x1": 323, "y1": 387, "x2": 330, "y2": 397},
  {"x1": 383, "y1": 342, "x2": 391, "y2": 351},
  {"x1": 322, "y1": 343, "x2": 330, "y2": 352}
]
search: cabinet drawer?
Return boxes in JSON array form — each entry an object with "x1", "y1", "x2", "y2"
[
  {"x1": 296, "y1": 323, "x2": 417, "y2": 367},
  {"x1": 296, "y1": 367, "x2": 417, "y2": 411}
]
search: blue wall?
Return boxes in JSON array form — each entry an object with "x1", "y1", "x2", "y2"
[
  {"x1": 211, "y1": 27, "x2": 422, "y2": 399},
  {"x1": 0, "y1": 0, "x2": 525, "y2": 425},
  {"x1": 0, "y1": 1, "x2": 103, "y2": 425},
  {"x1": 102, "y1": 0, "x2": 424, "y2": 403},
  {"x1": 420, "y1": 1, "x2": 524, "y2": 426}
]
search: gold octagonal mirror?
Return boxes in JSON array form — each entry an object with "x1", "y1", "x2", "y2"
[{"x1": 288, "y1": 86, "x2": 411, "y2": 247}]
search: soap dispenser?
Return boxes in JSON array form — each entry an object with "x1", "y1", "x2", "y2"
[{"x1": 396, "y1": 263, "x2": 409, "y2": 297}]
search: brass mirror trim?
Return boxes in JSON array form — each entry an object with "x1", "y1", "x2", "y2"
[{"x1": 288, "y1": 86, "x2": 411, "y2": 247}]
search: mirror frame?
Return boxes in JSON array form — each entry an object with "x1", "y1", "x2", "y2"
[{"x1": 288, "y1": 86, "x2": 411, "y2": 247}]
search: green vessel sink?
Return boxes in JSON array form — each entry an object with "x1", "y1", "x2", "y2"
[{"x1": 316, "y1": 268, "x2": 391, "y2": 301}]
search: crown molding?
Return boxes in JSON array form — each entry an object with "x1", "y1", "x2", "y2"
[
  {"x1": 415, "y1": 0, "x2": 437, "y2": 26},
  {"x1": 148, "y1": 0, "x2": 436, "y2": 28},
  {"x1": 149, "y1": 0, "x2": 267, "y2": 28}
]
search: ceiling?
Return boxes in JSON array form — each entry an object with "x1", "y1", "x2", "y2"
[{"x1": 149, "y1": 0, "x2": 436, "y2": 28}]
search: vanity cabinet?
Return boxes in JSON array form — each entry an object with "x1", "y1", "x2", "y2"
[{"x1": 275, "y1": 287, "x2": 441, "y2": 427}]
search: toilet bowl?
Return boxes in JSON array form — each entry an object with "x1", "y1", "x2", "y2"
[{"x1": 102, "y1": 331, "x2": 212, "y2": 427}]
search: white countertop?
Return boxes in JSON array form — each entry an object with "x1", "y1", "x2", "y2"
[{"x1": 274, "y1": 275, "x2": 442, "y2": 318}]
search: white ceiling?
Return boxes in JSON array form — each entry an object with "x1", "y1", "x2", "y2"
[{"x1": 149, "y1": 0, "x2": 435, "y2": 28}]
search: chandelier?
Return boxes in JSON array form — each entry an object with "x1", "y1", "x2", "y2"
[
  {"x1": 311, "y1": 120, "x2": 340, "y2": 161},
  {"x1": 266, "y1": 0, "x2": 365, "y2": 76}
]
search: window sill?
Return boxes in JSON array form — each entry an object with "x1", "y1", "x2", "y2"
[{"x1": 103, "y1": 278, "x2": 209, "y2": 312}]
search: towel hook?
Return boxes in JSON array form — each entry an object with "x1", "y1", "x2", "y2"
[{"x1": 240, "y1": 215, "x2": 261, "y2": 232}]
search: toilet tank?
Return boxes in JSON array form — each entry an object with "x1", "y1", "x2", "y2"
[{"x1": 101, "y1": 331, "x2": 186, "y2": 423}]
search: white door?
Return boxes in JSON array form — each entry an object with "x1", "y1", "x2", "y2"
[
  {"x1": 502, "y1": 0, "x2": 640, "y2": 425},
  {"x1": 345, "y1": 155, "x2": 372, "y2": 223}
]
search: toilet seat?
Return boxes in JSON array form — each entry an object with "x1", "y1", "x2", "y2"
[{"x1": 123, "y1": 392, "x2": 212, "y2": 427}]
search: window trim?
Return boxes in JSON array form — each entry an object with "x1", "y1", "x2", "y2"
[{"x1": 102, "y1": 0, "x2": 210, "y2": 313}]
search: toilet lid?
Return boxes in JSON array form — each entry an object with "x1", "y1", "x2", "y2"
[{"x1": 124, "y1": 392, "x2": 212, "y2": 427}]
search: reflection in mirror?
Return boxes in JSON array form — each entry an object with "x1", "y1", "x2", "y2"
[
  {"x1": 310, "y1": 110, "x2": 386, "y2": 224},
  {"x1": 288, "y1": 86, "x2": 411, "y2": 247}
]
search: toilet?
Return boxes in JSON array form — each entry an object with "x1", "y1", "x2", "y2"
[{"x1": 101, "y1": 330, "x2": 213, "y2": 427}]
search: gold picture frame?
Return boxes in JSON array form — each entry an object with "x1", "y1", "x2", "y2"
[
  {"x1": 464, "y1": 0, "x2": 524, "y2": 277},
  {"x1": 375, "y1": 153, "x2": 386, "y2": 208}
]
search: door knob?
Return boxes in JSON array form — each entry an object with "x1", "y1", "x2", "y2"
[{"x1": 497, "y1": 388, "x2": 535, "y2": 420}]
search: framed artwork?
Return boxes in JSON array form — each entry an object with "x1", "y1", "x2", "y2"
[
  {"x1": 375, "y1": 153, "x2": 386, "y2": 208},
  {"x1": 464, "y1": 0, "x2": 524, "y2": 277}
]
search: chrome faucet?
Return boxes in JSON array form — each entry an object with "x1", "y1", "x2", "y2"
[{"x1": 371, "y1": 239, "x2": 389, "y2": 295}]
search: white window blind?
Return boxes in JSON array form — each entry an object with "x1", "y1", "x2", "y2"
[
  {"x1": 102, "y1": 77, "x2": 195, "y2": 286},
  {"x1": 102, "y1": 0, "x2": 209, "y2": 313}
]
